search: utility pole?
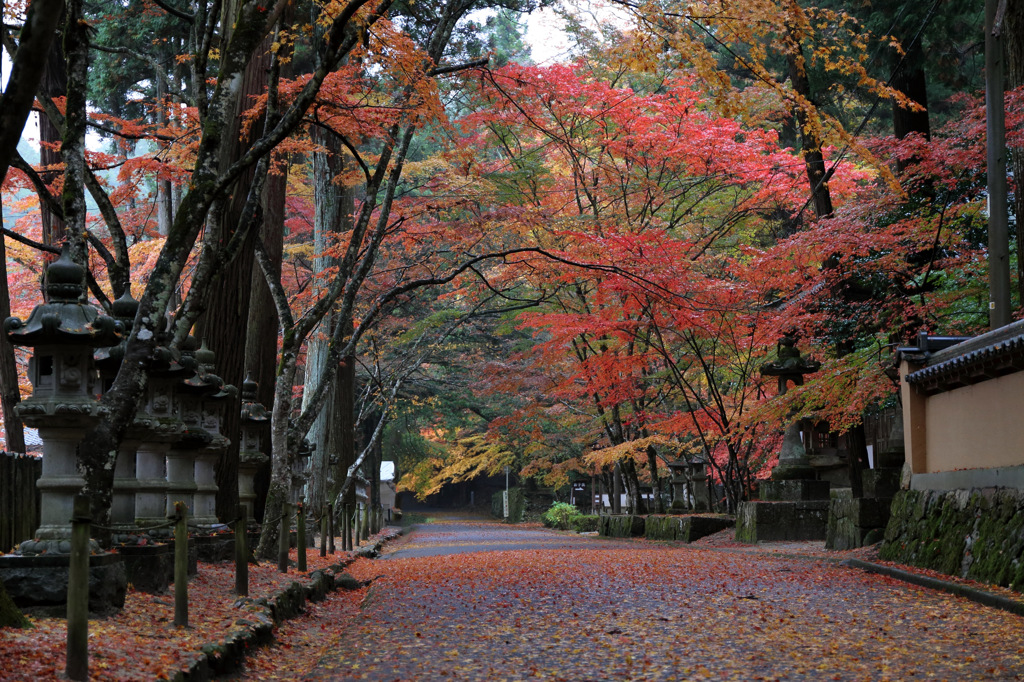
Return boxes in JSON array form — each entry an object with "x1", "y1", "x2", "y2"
[{"x1": 987, "y1": 0, "x2": 1011, "y2": 329}]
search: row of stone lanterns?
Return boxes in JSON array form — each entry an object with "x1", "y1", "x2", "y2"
[{"x1": 3, "y1": 248, "x2": 305, "y2": 554}]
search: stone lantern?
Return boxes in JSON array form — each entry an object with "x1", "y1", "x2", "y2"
[
  {"x1": 238, "y1": 373, "x2": 269, "y2": 520},
  {"x1": 666, "y1": 457, "x2": 690, "y2": 512},
  {"x1": 291, "y1": 438, "x2": 313, "y2": 505},
  {"x1": 133, "y1": 326, "x2": 190, "y2": 530},
  {"x1": 759, "y1": 332, "x2": 821, "y2": 481},
  {"x1": 667, "y1": 448, "x2": 711, "y2": 513},
  {"x1": 736, "y1": 332, "x2": 829, "y2": 543},
  {"x1": 192, "y1": 341, "x2": 235, "y2": 527},
  {"x1": 94, "y1": 290, "x2": 144, "y2": 527},
  {"x1": 5, "y1": 247, "x2": 122, "y2": 553},
  {"x1": 686, "y1": 451, "x2": 711, "y2": 511},
  {"x1": 166, "y1": 336, "x2": 212, "y2": 519}
]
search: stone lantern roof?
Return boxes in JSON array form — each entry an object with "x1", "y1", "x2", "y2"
[
  {"x1": 4, "y1": 246, "x2": 122, "y2": 348},
  {"x1": 95, "y1": 289, "x2": 139, "y2": 374},
  {"x1": 240, "y1": 373, "x2": 269, "y2": 423}
]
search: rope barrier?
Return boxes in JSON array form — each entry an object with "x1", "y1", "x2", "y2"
[{"x1": 91, "y1": 519, "x2": 178, "y2": 533}]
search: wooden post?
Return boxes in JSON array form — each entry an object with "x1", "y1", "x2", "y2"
[
  {"x1": 234, "y1": 505, "x2": 248, "y2": 596},
  {"x1": 296, "y1": 499, "x2": 307, "y2": 573},
  {"x1": 987, "y1": 0, "x2": 1011, "y2": 328},
  {"x1": 278, "y1": 502, "x2": 290, "y2": 573},
  {"x1": 173, "y1": 501, "x2": 188, "y2": 627},
  {"x1": 319, "y1": 504, "x2": 328, "y2": 558},
  {"x1": 358, "y1": 504, "x2": 365, "y2": 543},
  {"x1": 66, "y1": 494, "x2": 90, "y2": 681},
  {"x1": 327, "y1": 502, "x2": 336, "y2": 554},
  {"x1": 340, "y1": 505, "x2": 348, "y2": 551},
  {"x1": 343, "y1": 505, "x2": 352, "y2": 551}
]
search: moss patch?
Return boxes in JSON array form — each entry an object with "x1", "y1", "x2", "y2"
[{"x1": 882, "y1": 488, "x2": 1024, "y2": 591}]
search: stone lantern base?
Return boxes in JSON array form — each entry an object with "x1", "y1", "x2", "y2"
[{"x1": 0, "y1": 552, "x2": 126, "y2": 616}]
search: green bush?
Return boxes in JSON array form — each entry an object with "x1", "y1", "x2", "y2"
[
  {"x1": 542, "y1": 502, "x2": 582, "y2": 530},
  {"x1": 572, "y1": 514, "x2": 600, "y2": 533}
]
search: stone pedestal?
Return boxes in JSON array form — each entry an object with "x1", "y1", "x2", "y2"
[
  {"x1": 826, "y1": 489, "x2": 892, "y2": 550},
  {"x1": 28, "y1": 427, "x2": 90, "y2": 546},
  {"x1": 165, "y1": 447, "x2": 198, "y2": 518},
  {"x1": 736, "y1": 499, "x2": 830, "y2": 542},
  {"x1": 111, "y1": 438, "x2": 141, "y2": 525},
  {"x1": 238, "y1": 451, "x2": 268, "y2": 520},
  {"x1": 772, "y1": 422, "x2": 816, "y2": 481},
  {"x1": 193, "y1": 448, "x2": 220, "y2": 526},
  {"x1": 135, "y1": 440, "x2": 170, "y2": 528},
  {"x1": 117, "y1": 542, "x2": 173, "y2": 594},
  {"x1": 0, "y1": 552, "x2": 126, "y2": 616},
  {"x1": 825, "y1": 448, "x2": 904, "y2": 550},
  {"x1": 736, "y1": 475, "x2": 831, "y2": 543},
  {"x1": 194, "y1": 533, "x2": 234, "y2": 563},
  {"x1": 761, "y1": 479, "x2": 830, "y2": 501}
]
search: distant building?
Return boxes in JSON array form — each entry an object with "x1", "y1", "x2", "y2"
[{"x1": 380, "y1": 461, "x2": 397, "y2": 522}]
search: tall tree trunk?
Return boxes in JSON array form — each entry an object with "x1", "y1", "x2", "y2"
[
  {"x1": 242, "y1": 151, "x2": 285, "y2": 519},
  {"x1": 155, "y1": 74, "x2": 174, "y2": 237},
  {"x1": 787, "y1": 48, "x2": 833, "y2": 219},
  {"x1": 304, "y1": 125, "x2": 351, "y2": 512},
  {"x1": 39, "y1": 13, "x2": 67, "y2": 250},
  {"x1": 197, "y1": 33, "x2": 274, "y2": 522},
  {"x1": 0, "y1": 208, "x2": 23, "y2": 453},
  {"x1": 645, "y1": 445, "x2": 664, "y2": 513},
  {"x1": 332, "y1": 349, "x2": 356, "y2": 500}
]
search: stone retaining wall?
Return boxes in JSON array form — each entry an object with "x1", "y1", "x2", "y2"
[
  {"x1": 599, "y1": 514, "x2": 646, "y2": 538},
  {"x1": 600, "y1": 514, "x2": 734, "y2": 542},
  {"x1": 881, "y1": 488, "x2": 1024, "y2": 591}
]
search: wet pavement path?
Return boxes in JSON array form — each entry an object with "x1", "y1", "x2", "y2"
[{"x1": 305, "y1": 519, "x2": 1024, "y2": 680}]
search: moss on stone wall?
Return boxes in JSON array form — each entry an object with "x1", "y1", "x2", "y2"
[
  {"x1": 601, "y1": 514, "x2": 733, "y2": 541},
  {"x1": 599, "y1": 515, "x2": 646, "y2": 537},
  {"x1": 882, "y1": 488, "x2": 1024, "y2": 591}
]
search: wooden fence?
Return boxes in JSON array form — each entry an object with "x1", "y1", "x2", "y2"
[
  {"x1": 1, "y1": 452, "x2": 41, "y2": 552},
  {"x1": 863, "y1": 406, "x2": 901, "y2": 460}
]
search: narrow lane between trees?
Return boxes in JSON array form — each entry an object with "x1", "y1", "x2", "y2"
[{"x1": 267, "y1": 519, "x2": 1024, "y2": 681}]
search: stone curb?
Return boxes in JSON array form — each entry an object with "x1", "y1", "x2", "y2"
[
  {"x1": 842, "y1": 558, "x2": 1024, "y2": 618},
  {"x1": 168, "y1": 528, "x2": 402, "y2": 681}
]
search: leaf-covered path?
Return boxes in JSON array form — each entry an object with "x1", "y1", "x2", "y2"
[{"x1": 248, "y1": 518, "x2": 1024, "y2": 680}]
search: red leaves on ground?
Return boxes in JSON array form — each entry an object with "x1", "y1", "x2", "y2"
[{"x1": 0, "y1": 543, "x2": 363, "y2": 680}]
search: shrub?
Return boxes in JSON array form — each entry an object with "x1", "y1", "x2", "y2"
[
  {"x1": 571, "y1": 514, "x2": 600, "y2": 533},
  {"x1": 542, "y1": 502, "x2": 582, "y2": 530}
]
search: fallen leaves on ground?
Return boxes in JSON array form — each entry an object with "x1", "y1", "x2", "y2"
[
  {"x1": 0, "y1": 539, "x2": 371, "y2": 681},
  {"x1": 297, "y1": 524, "x2": 1024, "y2": 681}
]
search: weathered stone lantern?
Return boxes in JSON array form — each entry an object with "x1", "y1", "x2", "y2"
[
  {"x1": 736, "y1": 333, "x2": 829, "y2": 543},
  {"x1": 5, "y1": 247, "x2": 122, "y2": 553},
  {"x1": 238, "y1": 373, "x2": 269, "y2": 520},
  {"x1": 94, "y1": 290, "x2": 144, "y2": 527},
  {"x1": 759, "y1": 332, "x2": 821, "y2": 481},
  {"x1": 667, "y1": 449, "x2": 711, "y2": 512},
  {"x1": 666, "y1": 457, "x2": 690, "y2": 512},
  {"x1": 133, "y1": 326, "x2": 190, "y2": 530},
  {"x1": 686, "y1": 451, "x2": 711, "y2": 511},
  {"x1": 291, "y1": 438, "x2": 313, "y2": 505},
  {"x1": 192, "y1": 341, "x2": 235, "y2": 527},
  {"x1": 166, "y1": 336, "x2": 212, "y2": 519}
]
